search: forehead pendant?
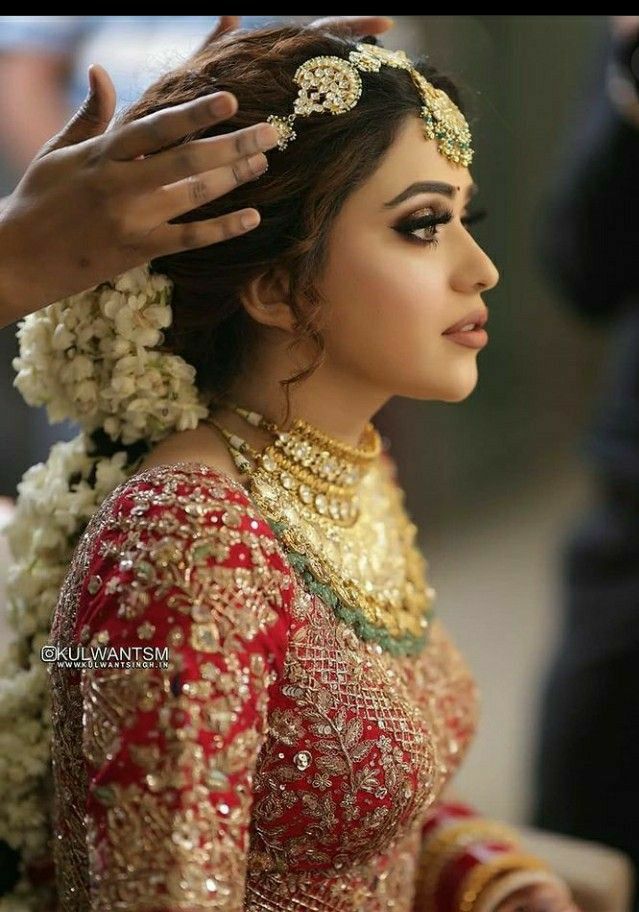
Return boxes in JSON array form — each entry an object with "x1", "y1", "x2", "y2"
[{"x1": 266, "y1": 42, "x2": 473, "y2": 167}]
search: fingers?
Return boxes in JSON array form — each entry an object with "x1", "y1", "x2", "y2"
[
  {"x1": 194, "y1": 15, "x2": 241, "y2": 53},
  {"x1": 215, "y1": 15, "x2": 241, "y2": 34},
  {"x1": 310, "y1": 15, "x2": 394, "y2": 35},
  {"x1": 103, "y1": 92, "x2": 239, "y2": 161},
  {"x1": 86, "y1": 64, "x2": 117, "y2": 129},
  {"x1": 150, "y1": 152, "x2": 268, "y2": 224},
  {"x1": 41, "y1": 63, "x2": 116, "y2": 155},
  {"x1": 131, "y1": 122, "x2": 279, "y2": 190},
  {"x1": 149, "y1": 208, "x2": 262, "y2": 256}
]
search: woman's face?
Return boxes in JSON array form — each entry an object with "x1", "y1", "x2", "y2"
[{"x1": 316, "y1": 114, "x2": 500, "y2": 403}]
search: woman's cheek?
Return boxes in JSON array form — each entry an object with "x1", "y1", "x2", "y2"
[{"x1": 322, "y1": 235, "x2": 449, "y2": 368}]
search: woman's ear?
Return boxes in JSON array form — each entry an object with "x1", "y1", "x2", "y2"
[{"x1": 240, "y1": 267, "x2": 295, "y2": 333}]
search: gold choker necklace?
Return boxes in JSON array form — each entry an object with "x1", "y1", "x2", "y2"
[
  {"x1": 204, "y1": 398, "x2": 435, "y2": 657},
  {"x1": 207, "y1": 397, "x2": 381, "y2": 527}
]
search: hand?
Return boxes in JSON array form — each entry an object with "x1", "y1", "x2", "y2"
[
  {"x1": 0, "y1": 64, "x2": 279, "y2": 327},
  {"x1": 308, "y1": 15, "x2": 394, "y2": 36},
  {"x1": 495, "y1": 880, "x2": 580, "y2": 912},
  {"x1": 196, "y1": 14, "x2": 394, "y2": 51}
]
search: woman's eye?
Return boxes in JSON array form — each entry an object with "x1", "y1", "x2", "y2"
[
  {"x1": 409, "y1": 222, "x2": 441, "y2": 244},
  {"x1": 394, "y1": 207, "x2": 488, "y2": 247},
  {"x1": 395, "y1": 209, "x2": 452, "y2": 247}
]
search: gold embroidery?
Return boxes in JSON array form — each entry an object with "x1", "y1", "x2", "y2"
[
  {"x1": 244, "y1": 584, "x2": 478, "y2": 910},
  {"x1": 48, "y1": 461, "x2": 480, "y2": 912},
  {"x1": 82, "y1": 665, "x2": 163, "y2": 768},
  {"x1": 245, "y1": 827, "x2": 424, "y2": 911},
  {"x1": 136, "y1": 620, "x2": 155, "y2": 639},
  {"x1": 85, "y1": 780, "x2": 250, "y2": 909},
  {"x1": 84, "y1": 661, "x2": 269, "y2": 911},
  {"x1": 49, "y1": 463, "x2": 295, "y2": 912},
  {"x1": 250, "y1": 586, "x2": 438, "y2": 876}
]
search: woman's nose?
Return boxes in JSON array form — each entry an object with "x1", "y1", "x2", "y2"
[
  {"x1": 453, "y1": 241, "x2": 500, "y2": 294},
  {"x1": 479, "y1": 252, "x2": 500, "y2": 292}
]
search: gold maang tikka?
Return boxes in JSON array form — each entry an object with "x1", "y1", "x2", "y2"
[{"x1": 266, "y1": 42, "x2": 473, "y2": 167}]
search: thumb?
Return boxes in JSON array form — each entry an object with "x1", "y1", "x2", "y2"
[{"x1": 40, "y1": 64, "x2": 116, "y2": 155}]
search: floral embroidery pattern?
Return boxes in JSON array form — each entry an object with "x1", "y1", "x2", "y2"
[{"x1": 48, "y1": 464, "x2": 478, "y2": 912}]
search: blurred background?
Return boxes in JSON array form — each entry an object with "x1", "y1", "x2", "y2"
[{"x1": 0, "y1": 11, "x2": 632, "y2": 863}]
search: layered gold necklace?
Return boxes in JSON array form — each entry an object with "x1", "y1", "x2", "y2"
[{"x1": 204, "y1": 398, "x2": 436, "y2": 656}]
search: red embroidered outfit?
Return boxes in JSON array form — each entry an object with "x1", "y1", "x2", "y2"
[{"x1": 48, "y1": 461, "x2": 552, "y2": 912}]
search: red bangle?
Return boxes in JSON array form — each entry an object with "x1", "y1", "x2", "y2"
[
  {"x1": 435, "y1": 842, "x2": 549, "y2": 912},
  {"x1": 435, "y1": 841, "x2": 515, "y2": 912}
]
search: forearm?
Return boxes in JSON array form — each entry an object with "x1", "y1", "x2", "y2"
[
  {"x1": 0, "y1": 54, "x2": 74, "y2": 327},
  {"x1": 0, "y1": 212, "x2": 51, "y2": 328}
]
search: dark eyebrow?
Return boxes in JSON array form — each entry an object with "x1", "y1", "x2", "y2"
[{"x1": 383, "y1": 181, "x2": 478, "y2": 208}]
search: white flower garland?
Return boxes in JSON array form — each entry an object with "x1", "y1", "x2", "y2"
[
  {"x1": 13, "y1": 266, "x2": 206, "y2": 443},
  {"x1": 0, "y1": 265, "x2": 208, "y2": 911}
]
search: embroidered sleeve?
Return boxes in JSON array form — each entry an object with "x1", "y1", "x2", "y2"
[
  {"x1": 413, "y1": 800, "x2": 571, "y2": 912},
  {"x1": 75, "y1": 465, "x2": 295, "y2": 912}
]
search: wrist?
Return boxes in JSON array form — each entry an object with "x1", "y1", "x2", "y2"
[{"x1": 0, "y1": 209, "x2": 49, "y2": 324}]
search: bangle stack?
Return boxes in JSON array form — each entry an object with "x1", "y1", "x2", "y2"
[
  {"x1": 415, "y1": 804, "x2": 550, "y2": 912},
  {"x1": 452, "y1": 849, "x2": 550, "y2": 912},
  {"x1": 416, "y1": 819, "x2": 520, "y2": 902}
]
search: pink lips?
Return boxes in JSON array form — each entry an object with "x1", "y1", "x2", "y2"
[
  {"x1": 442, "y1": 307, "x2": 489, "y2": 350},
  {"x1": 443, "y1": 328, "x2": 488, "y2": 349},
  {"x1": 442, "y1": 307, "x2": 489, "y2": 335}
]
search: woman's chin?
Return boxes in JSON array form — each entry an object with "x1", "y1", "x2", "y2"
[
  {"x1": 446, "y1": 376, "x2": 479, "y2": 402},
  {"x1": 443, "y1": 362, "x2": 479, "y2": 401},
  {"x1": 405, "y1": 366, "x2": 479, "y2": 402}
]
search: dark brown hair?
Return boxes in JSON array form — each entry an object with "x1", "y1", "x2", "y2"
[{"x1": 119, "y1": 25, "x2": 465, "y2": 422}]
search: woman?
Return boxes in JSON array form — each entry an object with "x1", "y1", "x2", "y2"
[{"x1": 2, "y1": 24, "x2": 579, "y2": 912}]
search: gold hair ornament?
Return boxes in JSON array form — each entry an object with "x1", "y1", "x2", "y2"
[{"x1": 266, "y1": 42, "x2": 473, "y2": 167}]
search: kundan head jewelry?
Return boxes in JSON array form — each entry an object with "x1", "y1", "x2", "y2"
[{"x1": 266, "y1": 42, "x2": 473, "y2": 167}]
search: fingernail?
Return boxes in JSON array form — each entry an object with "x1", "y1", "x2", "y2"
[
  {"x1": 257, "y1": 123, "x2": 280, "y2": 150},
  {"x1": 240, "y1": 210, "x2": 260, "y2": 230},
  {"x1": 87, "y1": 64, "x2": 96, "y2": 96},
  {"x1": 210, "y1": 93, "x2": 234, "y2": 117},
  {"x1": 247, "y1": 152, "x2": 268, "y2": 176}
]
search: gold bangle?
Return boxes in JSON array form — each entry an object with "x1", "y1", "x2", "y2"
[
  {"x1": 458, "y1": 853, "x2": 549, "y2": 912},
  {"x1": 415, "y1": 820, "x2": 520, "y2": 905}
]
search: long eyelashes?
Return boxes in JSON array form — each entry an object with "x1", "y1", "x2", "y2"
[{"x1": 394, "y1": 207, "x2": 488, "y2": 248}]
